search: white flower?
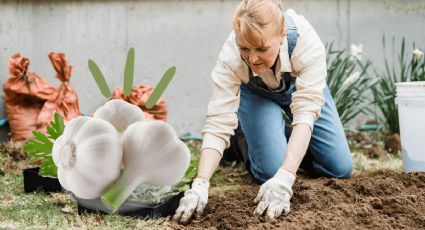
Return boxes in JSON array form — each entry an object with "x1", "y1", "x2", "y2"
[
  {"x1": 413, "y1": 48, "x2": 424, "y2": 60},
  {"x1": 350, "y1": 44, "x2": 363, "y2": 61},
  {"x1": 342, "y1": 71, "x2": 360, "y2": 88}
]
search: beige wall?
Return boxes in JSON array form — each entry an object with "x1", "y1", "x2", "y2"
[{"x1": 1, "y1": 0, "x2": 424, "y2": 139}]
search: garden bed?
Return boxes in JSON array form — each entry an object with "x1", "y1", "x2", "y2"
[
  {"x1": 1, "y1": 139, "x2": 424, "y2": 229},
  {"x1": 171, "y1": 171, "x2": 425, "y2": 229}
]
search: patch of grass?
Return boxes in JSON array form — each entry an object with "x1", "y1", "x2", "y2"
[
  {"x1": 347, "y1": 130, "x2": 403, "y2": 174},
  {"x1": 209, "y1": 161, "x2": 254, "y2": 197},
  {"x1": 210, "y1": 163, "x2": 247, "y2": 186},
  {"x1": 0, "y1": 141, "x2": 186, "y2": 230},
  {"x1": 210, "y1": 185, "x2": 243, "y2": 197},
  {"x1": 352, "y1": 151, "x2": 402, "y2": 174},
  {"x1": 0, "y1": 171, "x2": 171, "y2": 229}
]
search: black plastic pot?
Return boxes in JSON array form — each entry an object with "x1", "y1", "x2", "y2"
[
  {"x1": 22, "y1": 167, "x2": 62, "y2": 193},
  {"x1": 76, "y1": 192, "x2": 184, "y2": 218}
]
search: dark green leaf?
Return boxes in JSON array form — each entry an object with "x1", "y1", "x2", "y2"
[
  {"x1": 47, "y1": 112, "x2": 65, "y2": 140},
  {"x1": 24, "y1": 113, "x2": 65, "y2": 178},
  {"x1": 24, "y1": 131, "x2": 53, "y2": 158},
  {"x1": 39, "y1": 156, "x2": 58, "y2": 177}
]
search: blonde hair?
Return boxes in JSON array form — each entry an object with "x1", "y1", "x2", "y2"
[{"x1": 232, "y1": 0, "x2": 285, "y2": 46}]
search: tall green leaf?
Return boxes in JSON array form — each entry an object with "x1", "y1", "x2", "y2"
[
  {"x1": 88, "y1": 59, "x2": 112, "y2": 98},
  {"x1": 124, "y1": 48, "x2": 135, "y2": 96},
  {"x1": 372, "y1": 36, "x2": 424, "y2": 134},
  {"x1": 145, "y1": 66, "x2": 176, "y2": 109}
]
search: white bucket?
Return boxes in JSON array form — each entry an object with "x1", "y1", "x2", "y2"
[{"x1": 395, "y1": 81, "x2": 425, "y2": 173}]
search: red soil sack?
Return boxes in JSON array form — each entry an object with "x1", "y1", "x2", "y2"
[
  {"x1": 111, "y1": 84, "x2": 167, "y2": 121},
  {"x1": 37, "y1": 52, "x2": 80, "y2": 128},
  {"x1": 3, "y1": 54, "x2": 58, "y2": 140}
]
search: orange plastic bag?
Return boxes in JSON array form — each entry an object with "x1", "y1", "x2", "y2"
[
  {"x1": 111, "y1": 84, "x2": 167, "y2": 121},
  {"x1": 3, "y1": 54, "x2": 58, "y2": 140},
  {"x1": 37, "y1": 52, "x2": 80, "y2": 128}
]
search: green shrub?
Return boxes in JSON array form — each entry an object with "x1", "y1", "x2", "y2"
[{"x1": 326, "y1": 43, "x2": 375, "y2": 126}]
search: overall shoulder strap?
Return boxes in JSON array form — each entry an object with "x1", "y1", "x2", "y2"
[{"x1": 283, "y1": 12, "x2": 298, "y2": 59}]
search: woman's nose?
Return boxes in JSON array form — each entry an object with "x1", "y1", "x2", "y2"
[{"x1": 249, "y1": 54, "x2": 259, "y2": 64}]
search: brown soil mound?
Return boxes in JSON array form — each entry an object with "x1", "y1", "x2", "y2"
[{"x1": 170, "y1": 171, "x2": 425, "y2": 229}]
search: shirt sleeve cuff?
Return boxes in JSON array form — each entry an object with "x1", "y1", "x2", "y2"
[
  {"x1": 291, "y1": 112, "x2": 316, "y2": 131},
  {"x1": 201, "y1": 133, "x2": 227, "y2": 157}
]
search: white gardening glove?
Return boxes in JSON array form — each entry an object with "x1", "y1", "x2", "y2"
[
  {"x1": 254, "y1": 168, "x2": 295, "y2": 221},
  {"x1": 173, "y1": 178, "x2": 209, "y2": 223}
]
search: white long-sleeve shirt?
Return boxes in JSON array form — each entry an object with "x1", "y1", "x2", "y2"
[{"x1": 201, "y1": 9, "x2": 327, "y2": 156}]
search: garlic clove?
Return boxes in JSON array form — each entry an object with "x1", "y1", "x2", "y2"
[
  {"x1": 122, "y1": 120, "x2": 190, "y2": 186},
  {"x1": 101, "y1": 120, "x2": 190, "y2": 211},
  {"x1": 93, "y1": 99, "x2": 145, "y2": 136},
  {"x1": 52, "y1": 116, "x2": 123, "y2": 199}
]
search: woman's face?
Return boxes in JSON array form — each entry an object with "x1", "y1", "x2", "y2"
[{"x1": 236, "y1": 27, "x2": 283, "y2": 75}]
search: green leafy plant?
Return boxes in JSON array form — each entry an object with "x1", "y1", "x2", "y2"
[
  {"x1": 24, "y1": 112, "x2": 65, "y2": 177},
  {"x1": 326, "y1": 43, "x2": 375, "y2": 126},
  {"x1": 88, "y1": 48, "x2": 176, "y2": 109},
  {"x1": 371, "y1": 37, "x2": 425, "y2": 134},
  {"x1": 88, "y1": 48, "x2": 192, "y2": 204}
]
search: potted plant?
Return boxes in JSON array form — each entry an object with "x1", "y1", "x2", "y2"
[{"x1": 22, "y1": 112, "x2": 64, "y2": 193}]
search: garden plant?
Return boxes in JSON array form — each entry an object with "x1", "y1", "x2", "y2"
[{"x1": 372, "y1": 37, "x2": 425, "y2": 134}]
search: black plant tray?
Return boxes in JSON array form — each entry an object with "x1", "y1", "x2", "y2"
[
  {"x1": 23, "y1": 167, "x2": 62, "y2": 193},
  {"x1": 76, "y1": 191, "x2": 184, "y2": 218}
]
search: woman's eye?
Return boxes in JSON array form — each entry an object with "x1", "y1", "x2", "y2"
[
  {"x1": 239, "y1": 47, "x2": 249, "y2": 52},
  {"x1": 256, "y1": 47, "x2": 268, "y2": 52}
]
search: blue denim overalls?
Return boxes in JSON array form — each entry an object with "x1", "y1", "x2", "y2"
[{"x1": 237, "y1": 12, "x2": 353, "y2": 183}]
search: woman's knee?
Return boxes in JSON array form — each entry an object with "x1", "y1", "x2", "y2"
[
  {"x1": 250, "y1": 162, "x2": 281, "y2": 184},
  {"x1": 247, "y1": 146, "x2": 284, "y2": 183},
  {"x1": 330, "y1": 157, "x2": 353, "y2": 179},
  {"x1": 309, "y1": 146, "x2": 353, "y2": 179}
]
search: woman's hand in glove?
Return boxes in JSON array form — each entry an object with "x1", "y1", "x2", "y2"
[
  {"x1": 173, "y1": 178, "x2": 209, "y2": 224},
  {"x1": 254, "y1": 168, "x2": 295, "y2": 221}
]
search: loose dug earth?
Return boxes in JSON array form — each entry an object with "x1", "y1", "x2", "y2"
[{"x1": 170, "y1": 171, "x2": 425, "y2": 229}]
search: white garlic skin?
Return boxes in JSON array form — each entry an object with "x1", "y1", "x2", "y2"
[
  {"x1": 52, "y1": 116, "x2": 123, "y2": 199},
  {"x1": 121, "y1": 120, "x2": 191, "y2": 186},
  {"x1": 93, "y1": 99, "x2": 145, "y2": 137}
]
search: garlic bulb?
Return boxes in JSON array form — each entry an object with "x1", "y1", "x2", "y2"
[
  {"x1": 101, "y1": 120, "x2": 190, "y2": 211},
  {"x1": 93, "y1": 99, "x2": 145, "y2": 136},
  {"x1": 52, "y1": 116, "x2": 123, "y2": 199}
]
